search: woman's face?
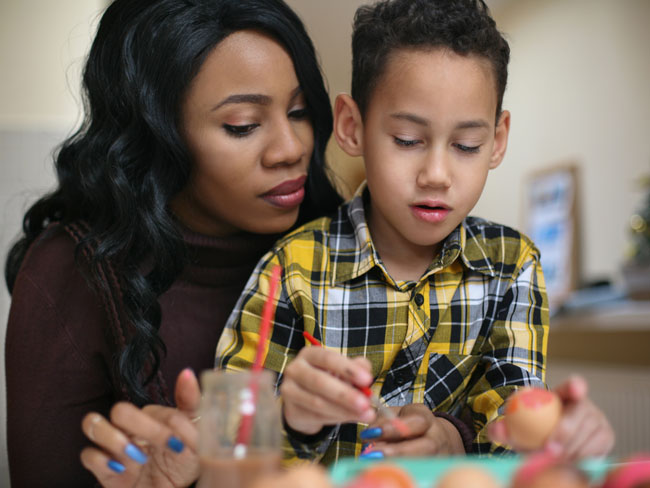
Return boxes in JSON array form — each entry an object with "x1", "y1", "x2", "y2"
[{"x1": 171, "y1": 29, "x2": 314, "y2": 236}]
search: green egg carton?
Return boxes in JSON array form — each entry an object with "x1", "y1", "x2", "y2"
[{"x1": 329, "y1": 455, "x2": 614, "y2": 487}]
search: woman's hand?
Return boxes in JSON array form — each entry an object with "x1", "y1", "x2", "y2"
[
  {"x1": 280, "y1": 346, "x2": 376, "y2": 435},
  {"x1": 80, "y1": 368, "x2": 202, "y2": 487},
  {"x1": 358, "y1": 404, "x2": 465, "y2": 458},
  {"x1": 488, "y1": 376, "x2": 615, "y2": 460}
]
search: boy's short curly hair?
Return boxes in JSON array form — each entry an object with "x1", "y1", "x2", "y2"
[{"x1": 352, "y1": 0, "x2": 510, "y2": 119}]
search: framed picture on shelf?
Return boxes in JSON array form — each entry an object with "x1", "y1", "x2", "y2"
[{"x1": 524, "y1": 163, "x2": 579, "y2": 312}]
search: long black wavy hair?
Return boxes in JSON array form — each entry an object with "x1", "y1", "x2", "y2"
[{"x1": 5, "y1": 0, "x2": 342, "y2": 406}]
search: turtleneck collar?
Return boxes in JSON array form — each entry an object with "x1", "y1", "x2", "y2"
[{"x1": 178, "y1": 226, "x2": 281, "y2": 288}]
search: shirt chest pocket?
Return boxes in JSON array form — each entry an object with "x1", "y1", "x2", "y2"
[{"x1": 423, "y1": 352, "x2": 483, "y2": 412}]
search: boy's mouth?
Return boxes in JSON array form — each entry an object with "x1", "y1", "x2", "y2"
[
  {"x1": 414, "y1": 204, "x2": 448, "y2": 210},
  {"x1": 412, "y1": 200, "x2": 450, "y2": 211},
  {"x1": 410, "y1": 201, "x2": 451, "y2": 223}
]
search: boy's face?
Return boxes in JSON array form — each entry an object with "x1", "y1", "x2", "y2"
[{"x1": 359, "y1": 48, "x2": 509, "y2": 260}]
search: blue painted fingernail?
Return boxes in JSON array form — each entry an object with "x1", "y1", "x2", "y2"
[
  {"x1": 167, "y1": 435, "x2": 184, "y2": 453},
  {"x1": 360, "y1": 451, "x2": 384, "y2": 459},
  {"x1": 107, "y1": 459, "x2": 125, "y2": 473},
  {"x1": 125, "y1": 443, "x2": 148, "y2": 464},
  {"x1": 360, "y1": 427, "x2": 382, "y2": 440}
]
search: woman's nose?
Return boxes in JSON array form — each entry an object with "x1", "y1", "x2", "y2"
[{"x1": 262, "y1": 119, "x2": 309, "y2": 168}]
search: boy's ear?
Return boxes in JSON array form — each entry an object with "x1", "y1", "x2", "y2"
[
  {"x1": 489, "y1": 110, "x2": 511, "y2": 169},
  {"x1": 333, "y1": 94, "x2": 364, "y2": 157}
]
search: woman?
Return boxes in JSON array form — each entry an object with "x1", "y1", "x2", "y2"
[{"x1": 4, "y1": 0, "x2": 342, "y2": 485}]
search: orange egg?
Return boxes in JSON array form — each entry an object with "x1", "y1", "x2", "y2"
[
  {"x1": 347, "y1": 463, "x2": 416, "y2": 488},
  {"x1": 435, "y1": 465, "x2": 501, "y2": 488},
  {"x1": 512, "y1": 453, "x2": 589, "y2": 488},
  {"x1": 504, "y1": 387, "x2": 561, "y2": 451}
]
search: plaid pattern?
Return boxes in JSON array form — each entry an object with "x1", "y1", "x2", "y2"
[{"x1": 217, "y1": 188, "x2": 549, "y2": 463}]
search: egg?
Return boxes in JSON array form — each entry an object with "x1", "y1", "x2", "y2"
[
  {"x1": 346, "y1": 463, "x2": 416, "y2": 488},
  {"x1": 504, "y1": 387, "x2": 561, "y2": 451},
  {"x1": 435, "y1": 465, "x2": 501, "y2": 488},
  {"x1": 511, "y1": 453, "x2": 589, "y2": 488}
]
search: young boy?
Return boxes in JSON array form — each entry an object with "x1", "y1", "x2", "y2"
[{"x1": 217, "y1": 0, "x2": 613, "y2": 464}]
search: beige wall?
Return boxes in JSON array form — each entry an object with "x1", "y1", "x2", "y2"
[
  {"x1": 484, "y1": 0, "x2": 650, "y2": 282},
  {"x1": 290, "y1": 0, "x2": 650, "y2": 284},
  {"x1": 0, "y1": 1, "x2": 104, "y2": 485}
]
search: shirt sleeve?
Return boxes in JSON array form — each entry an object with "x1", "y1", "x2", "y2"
[
  {"x1": 216, "y1": 251, "x2": 336, "y2": 462},
  {"x1": 465, "y1": 248, "x2": 549, "y2": 454}
]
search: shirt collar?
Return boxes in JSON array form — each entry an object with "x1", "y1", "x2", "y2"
[{"x1": 331, "y1": 183, "x2": 497, "y2": 285}]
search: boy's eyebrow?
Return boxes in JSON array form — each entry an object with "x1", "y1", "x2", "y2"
[
  {"x1": 455, "y1": 120, "x2": 491, "y2": 130},
  {"x1": 390, "y1": 112, "x2": 429, "y2": 126},
  {"x1": 212, "y1": 87, "x2": 302, "y2": 111},
  {"x1": 390, "y1": 113, "x2": 490, "y2": 130}
]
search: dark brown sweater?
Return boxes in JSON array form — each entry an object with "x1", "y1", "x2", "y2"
[{"x1": 5, "y1": 224, "x2": 277, "y2": 487}]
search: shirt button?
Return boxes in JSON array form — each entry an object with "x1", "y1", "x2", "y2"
[{"x1": 414, "y1": 293, "x2": 424, "y2": 307}]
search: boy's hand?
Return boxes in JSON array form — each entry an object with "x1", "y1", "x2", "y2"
[
  {"x1": 544, "y1": 376, "x2": 615, "y2": 459},
  {"x1": 280, "y1": 346, "x2": 376, "y2": 435},
  {"x1": 359, "y1": 404, "x2": 465, "y2": 457},
  {"x1": 488, "y1": 376, "x2": 615, "y2": 460}
]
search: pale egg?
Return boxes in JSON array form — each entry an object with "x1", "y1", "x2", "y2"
[{"x1": 504, "y1": 387, "x2": 561, "y2": 451}]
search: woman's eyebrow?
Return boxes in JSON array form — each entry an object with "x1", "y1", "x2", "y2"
[
  {"x1": 212, "y1": 87, "x2": 302, "y2": 111},
  {"x1": 212, "y1": 93, "x2": 272, "y2": 110}
]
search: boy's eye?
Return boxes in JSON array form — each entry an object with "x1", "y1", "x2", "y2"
[
  {"x1": 289, "y1": 107, "x2": 308, "y2": 120},
  {"x1": 223, "y1": 123, "x2": 259, "y2": 137},
  {"x1": 454, "y1": 143, "x2": 481, "y2": 153},
  {"x1": 393, "y1": 136, "x2": 421, "y2": 147}
]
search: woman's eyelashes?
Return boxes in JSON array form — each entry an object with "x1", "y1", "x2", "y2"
[
  {"x1": 288, "y1": 107, "x2": 308, "y2": 120},
  {"x1": 223, "y1": 123, "x2": 259, "y2": 137},
  {"x1": 222, "y1": 106, "x2": 308, "y2": 139}
]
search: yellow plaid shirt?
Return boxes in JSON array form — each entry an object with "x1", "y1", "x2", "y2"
[{"x1": 217, "y1": 189, "x2": 549, "y2": 463}]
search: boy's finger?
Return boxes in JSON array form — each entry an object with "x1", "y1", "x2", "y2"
[
  {"x1": 545, "y1": 400, "x2": 589, "y2": 457},
  {"x1": 288, "y1": 353, "x2": 371, "y2": 414},
  {"x1": 281, "y1": 377, "x2": 367, "y2": 424},
  {"x1": 552, "y1": 375, "x2": 588, "y2": 403},
  {"x1": 486, "y1": 418, "x2": 509, "y2": 445},
  {"x1": 301, "y1": 347, "x2": 373, "y2": 388}
]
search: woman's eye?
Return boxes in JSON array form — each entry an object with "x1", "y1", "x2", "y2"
[
  {"x1": 394, "y1": 136, "x2": 421, "y2": 147},
  {"x1": 288, "y1": 107, "x2": 308, "y2": 120},
  {"x1": 454, "y1": 143, "x2": 481, "y2": 153},
  {"x1": 223, "y1": 123, "x2": 259, "y2": 137}
]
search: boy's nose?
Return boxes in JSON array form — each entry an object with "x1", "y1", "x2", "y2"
[
  {"x1": 416, "y1": 151, "x2": 452, "y2": 189},
  {"x1": 262, "y1": 119, "x2": 308, "y2": 168}
]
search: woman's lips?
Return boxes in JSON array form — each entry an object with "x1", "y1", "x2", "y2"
[
  {"x1": 410, "y1": 202, "x2": 451, "y2": 223},
  {"x1": 261, "y1": 175, "x2": 307, "y2": 209}
]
